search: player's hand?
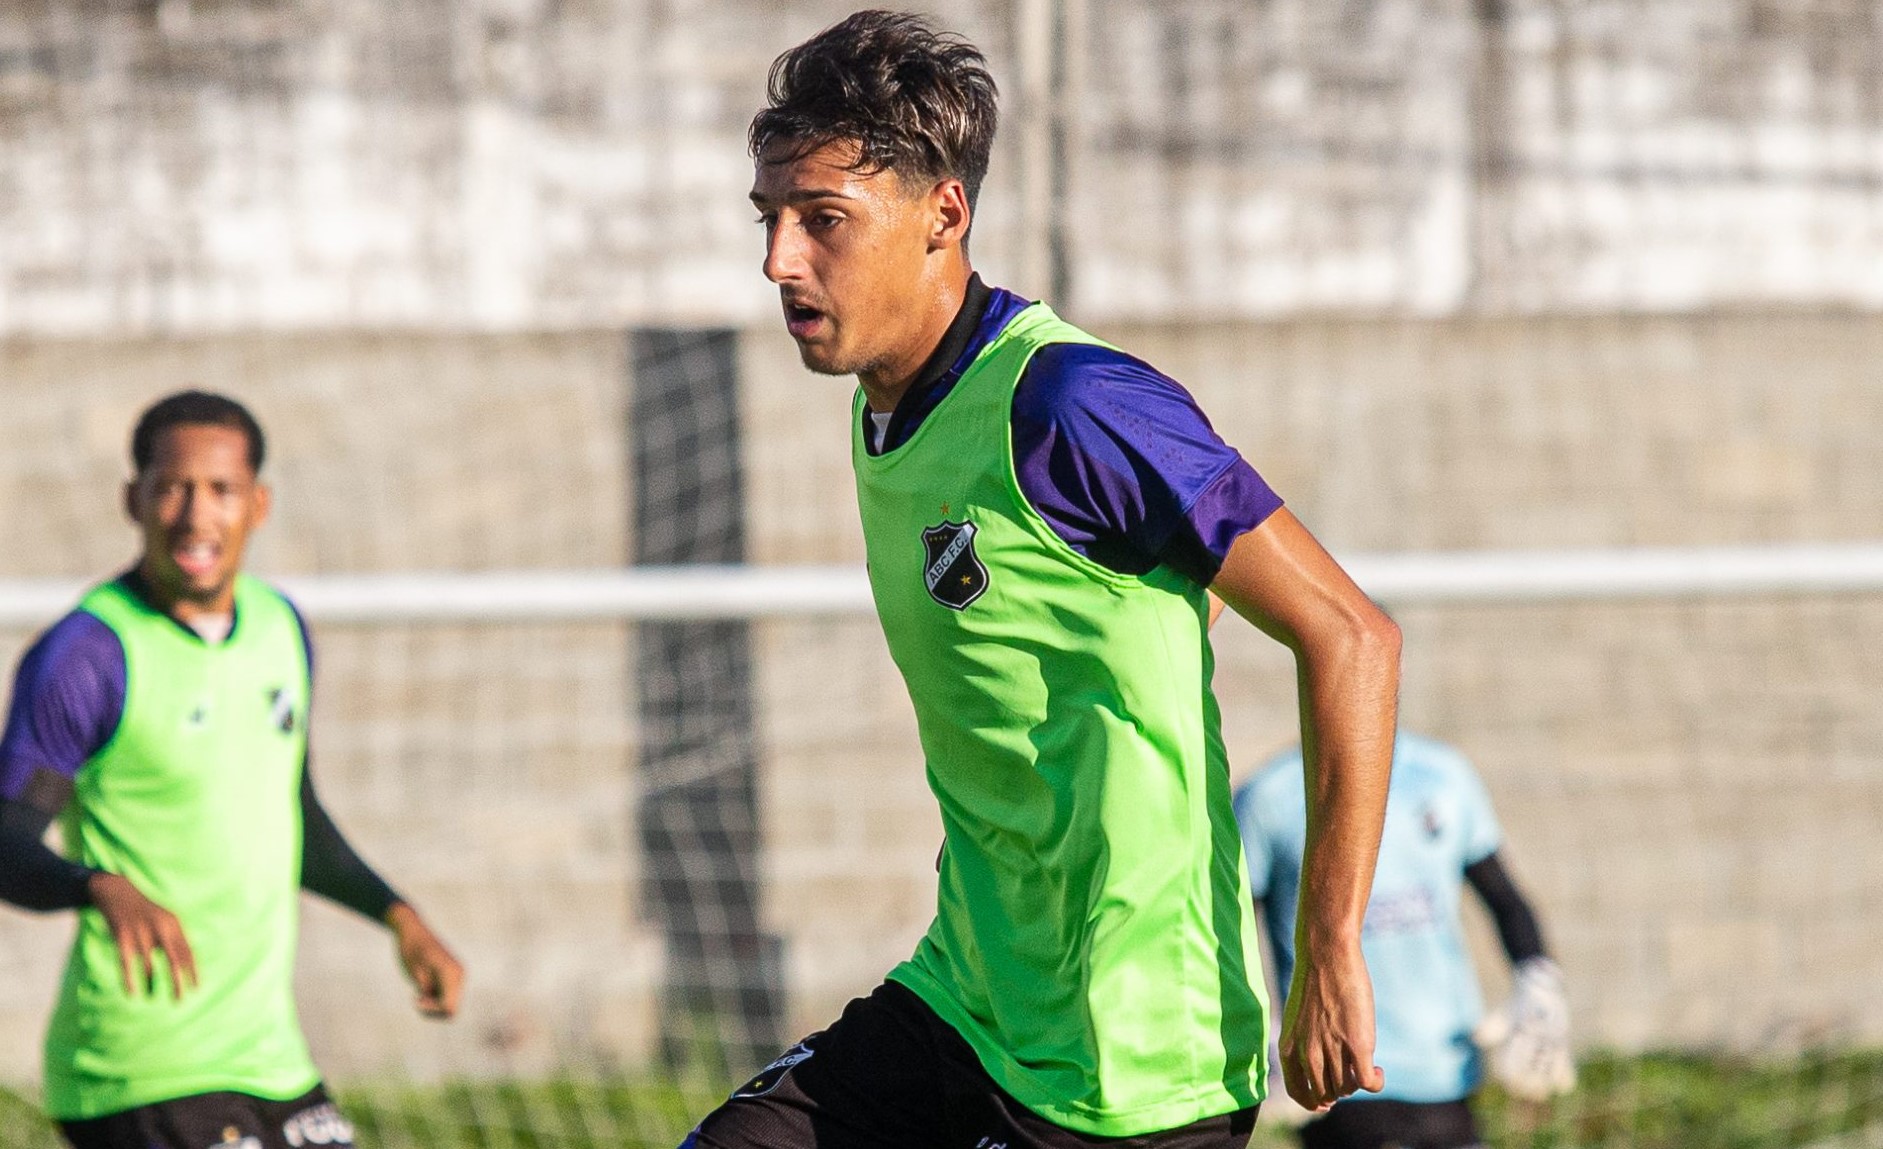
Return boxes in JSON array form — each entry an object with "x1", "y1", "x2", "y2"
[
  {"x1": 386, "y1": 901, "x2": 464, "y2": 1020},
  {"x1": 1474, "y1": 957, "x2": 1575, "y2": 1100},
  {"x1": 1279, "y1": 939, "x2": 1385, "y2": 1111},
  {"x1": 87, "y1": 871, "x2": 198, "y2": 1000}
]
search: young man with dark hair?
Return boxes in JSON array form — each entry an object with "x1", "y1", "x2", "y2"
[
  {"x1": 687, "y1": 11, "x2": 1401, "y2": 1148},
  {"x1": 0, "y1": 390, "x2": 464, "y2": 1149}
]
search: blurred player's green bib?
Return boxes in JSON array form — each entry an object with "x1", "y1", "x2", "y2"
[
  {"x1": 854, "y1": 303, "x2": 1270, "y2": 1137},
  {"x1": 46, "y1": 575, "x2": 318, "y2": 1120}
]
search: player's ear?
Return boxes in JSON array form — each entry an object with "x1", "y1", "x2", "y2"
[
  {"x1": 122, "y1": 477, "x2": 141, "y2": 524},
  {"x1": 929, "y1": 178, "x2": 971, "y2": 252},
  {"x1": 250, "y1": 481, "x2": 273, "y2": 529}
]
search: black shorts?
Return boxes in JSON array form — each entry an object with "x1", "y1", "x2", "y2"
[
  {"x1": 1298, "y1": 1098, "x2": 1481, "y2": 1149},
  {"x1": 685, "y1": 981, "x2": 1258, "y2": 1149},
  {"x1": 60, "y1": 1084, "x2": 354, "y2": 1149}
]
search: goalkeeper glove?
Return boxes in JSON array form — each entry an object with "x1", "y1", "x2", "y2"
[{"x1": 1473, "y1": 956, "x2": 1576, "y2": 1100}]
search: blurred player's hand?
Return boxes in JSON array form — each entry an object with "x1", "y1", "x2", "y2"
[
  {"x1": 386, "y1": 901, "x2": 465, "y2": 1020},
  {"x1": 1279, "y1": 940, "x2": 1386, "y2": 1111},
  {"x1": 1474, "y1": 957, "x2": 1575, "y2": 1100},
  {"x1": 88, "y1": 871, "x2": 198, "y2": 1000}
]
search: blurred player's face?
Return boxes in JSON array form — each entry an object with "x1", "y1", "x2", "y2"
[
  {"x1": 751, "y1": 140, "x2": 969, "y2": 386},
  {"x1": 125, "y1": 423, "x2": 271, "y2": 615}
]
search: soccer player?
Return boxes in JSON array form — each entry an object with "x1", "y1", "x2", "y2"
[
  {"x1": 1235, "y1": 731, "x2": 1574, "y2": 1149},
  {"x1": 684, "y1": 11, "x2": 1401, "y2": 1148},
  {"x1": 0, "y1": 391, "x2": 465, "y2": 1149}
]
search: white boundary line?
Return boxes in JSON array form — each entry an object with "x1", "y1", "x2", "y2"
[{"x1": 1, "y1": 544, "x2": 1881, "y2": 626}]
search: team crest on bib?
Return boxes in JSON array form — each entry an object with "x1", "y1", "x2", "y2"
[
  {"x1": 921, "y1": 520, "x2": 988, "y2": 610},
  {"x1": 266, "y1": 686, "x2": 298, "y2": 735}
]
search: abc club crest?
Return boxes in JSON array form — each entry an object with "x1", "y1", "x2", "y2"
[{"x1": 921, "y1": 519, "x2": 989, "y2": 610}]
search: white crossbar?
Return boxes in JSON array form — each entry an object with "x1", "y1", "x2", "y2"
[{"x1": 0, "y1": 544, "x2": 1879, "y2": 627}]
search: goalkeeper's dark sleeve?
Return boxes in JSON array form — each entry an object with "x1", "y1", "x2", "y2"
[
  {"x1": 300, "y1": 756, "x2": 402, "y2": 923},
  {"x1": 1465, "y1": 851, "x2": 1547, "y2": 964}
]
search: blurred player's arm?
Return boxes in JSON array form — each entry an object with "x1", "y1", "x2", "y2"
[
  {"x1": 1211, "y1": 509, "x2": 1400, "y2": 1112},
  {"x1": 1467, "y1": 851, "x2": 1574, "y2": 1099},
  {"x1": 299, "y1": 754, "x2": 465, "y2": 1020},
  {"x1": 0, "y1": 781, "x2": 93, "y2": 910},
  {"x1": 0, "y1": 617, "x2": 197, "y2": 998},
  {"x1": 1465, "y1": 852, "x2": 1545, "y2": 963},
  {"x1": 299, "y1": 755, "x2": 400, "y2": 919}
]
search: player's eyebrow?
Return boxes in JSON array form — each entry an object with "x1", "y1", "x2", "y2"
[{"x1": 749, "y1": 186, "x2": 853, "y2": 208}]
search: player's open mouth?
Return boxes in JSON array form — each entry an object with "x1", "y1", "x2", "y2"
[
  {"x1": 783, "y1": 303, "x2": 826, "y2": 339},
  {"x1": 172, "y1": 540, "x2": 221, "y2": 579}
]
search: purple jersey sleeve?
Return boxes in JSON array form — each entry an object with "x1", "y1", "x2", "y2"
[
  {"x1": 0, "y1": 610, "x2": 126, "y2": 804},
  {"x1": 1011, "y1": 343, "x2": 1283, "y2": 586}
]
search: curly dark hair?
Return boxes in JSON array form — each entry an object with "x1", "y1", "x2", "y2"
[
  {"x1": 132, "y1": 390, "x2": 266, "y2": 475},
  {"x1": 750, "y1": 10, "x2": 999, "y2": 210}
]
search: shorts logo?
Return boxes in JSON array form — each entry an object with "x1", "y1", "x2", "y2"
[
  {"x1": 210, "y1": 1129, "x2": 262, "y2": 1149},
  {"x1": 921, "y1": 520, "x2": 988, "y2": 610},
  {"x1": 282, "y1": 1101, "x2": 354, "y2": 1147},
  {"x1": 730, "y1": 1040, "x2": 815, "y2": 1099}
]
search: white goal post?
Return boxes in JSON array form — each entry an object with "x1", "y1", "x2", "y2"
[{"x1": 2, "y1": 543, "x2": 1880, "y2": 627}]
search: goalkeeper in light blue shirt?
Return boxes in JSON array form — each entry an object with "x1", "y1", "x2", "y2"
[{"x1": 1235, "y1": 731, "x2": 1574, "y2": 1149}]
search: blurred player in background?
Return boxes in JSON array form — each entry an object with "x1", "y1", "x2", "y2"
[
  {"x1": 0, "y1": 391, "x2": 464, "y2": 1149},
  {"x1": 687, "y1": 10, "x2": 1401, "y2": 1148},
  {"x1": 1235, "y1": 731, "x2": 1574, "y2": 1149}
]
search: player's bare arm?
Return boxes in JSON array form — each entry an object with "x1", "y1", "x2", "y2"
[{"x1": 1209, "y1": 508, "x2": 1400, "y2": 1111}]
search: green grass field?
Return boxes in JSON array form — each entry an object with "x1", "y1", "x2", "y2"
[{"x1": 3, "y1": 1052, "x2": 1879, "y2": 1149}]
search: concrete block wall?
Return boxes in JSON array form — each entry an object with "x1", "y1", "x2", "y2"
[{"x1": 6, "y1": 0, "x2": 1883, "y2": 336}]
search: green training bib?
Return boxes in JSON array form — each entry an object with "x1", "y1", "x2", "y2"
[
  {"x1": 45, "y1": 575, "x2": 318, "y2": 1120},
  {"x1": 854, "y1": 303, "x2": 1269, "y2": 1136}
]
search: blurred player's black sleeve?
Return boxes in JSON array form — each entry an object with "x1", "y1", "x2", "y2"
[
  {"x1": 0, "y1": 769, "x2": 94, "y2": 912},
  {"x1": 1464, "y1": 851, "x2": 1547, "y2": 963},
  {"x1": 300, "y1": 757, "x2": 402, "y2": 922}
]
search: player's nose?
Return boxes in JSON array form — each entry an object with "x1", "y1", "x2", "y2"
[{"x1": 762, "y1": 222, "x2": 807, "y2": 284}]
